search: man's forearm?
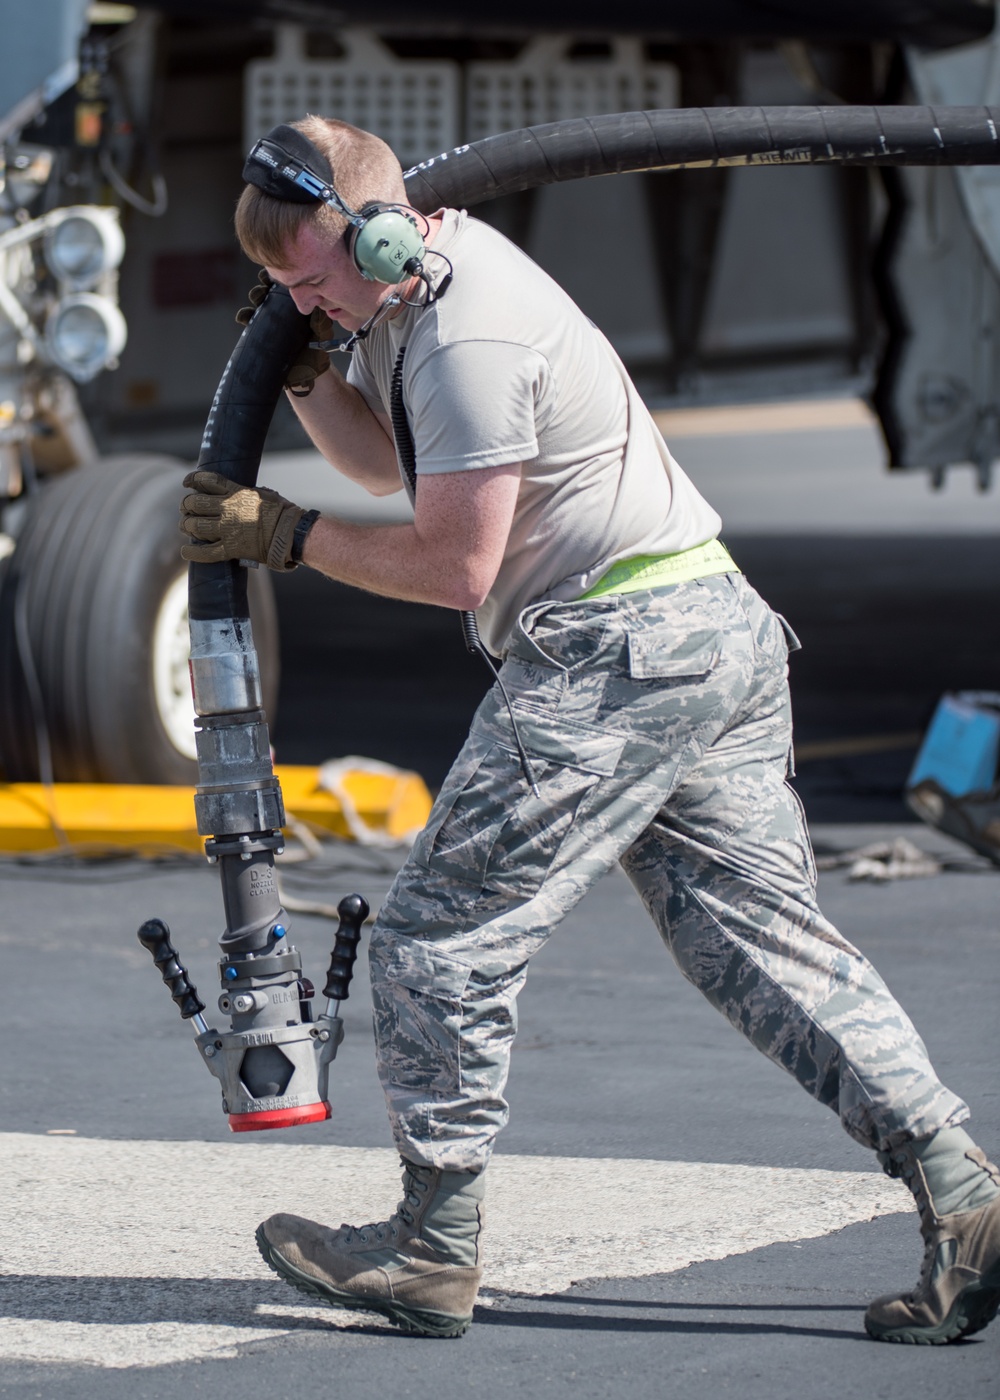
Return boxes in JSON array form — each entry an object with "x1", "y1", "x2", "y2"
[
  {"x1": 299, "y1": 463, "x2": 520, "y2": 609},
  {"x1": 180, "y1": 461, "x2": 520, "y2": 606},
  {"x1": 289, "y1": 371, "x2": 402, "y2": 497},
  {"x1": 301, "y1": 515, "x2": 485, "y2": 610}
]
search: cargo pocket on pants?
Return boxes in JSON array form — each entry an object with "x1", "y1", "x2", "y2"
[
  {"x1": 422, "y1": 708, "x2": 626, "y2": 900},
  {"x1": 376, "y1": 936, "x2": 473, "y2": 1093}
]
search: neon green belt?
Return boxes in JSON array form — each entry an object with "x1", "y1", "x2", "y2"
[{"x1": 580, "y1": 539, "x2": 739, "y2": 600}]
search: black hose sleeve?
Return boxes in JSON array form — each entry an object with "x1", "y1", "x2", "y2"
[
  {"x1": 188, "y1": 284, "x2": 312, "y2": 623},
  {"x1": 404, "y1": 105, "x2": 1000, "y2": 212}
]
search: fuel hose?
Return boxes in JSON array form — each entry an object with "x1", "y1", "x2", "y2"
[
  {"x1": 403, "y1": 105, "x2": 1000, "y2": 212},
  {"x1": 185, "y1": 282, "x2": 310, "y2": 958},
  {"x1": 154, "y1": 281, "x2": 351, "y2": 1132},
  {"x1": 187, "y1": 284, "x2": 311, "y2": 626}
]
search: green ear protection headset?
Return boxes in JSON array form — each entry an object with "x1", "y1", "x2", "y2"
[{"x1": 243, "y1": 124, "x2": 427, "y2": 284}]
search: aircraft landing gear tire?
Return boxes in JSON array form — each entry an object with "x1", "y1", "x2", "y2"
[{"x1": 0, "y1": 455, "x2": 279, "y2": 784}]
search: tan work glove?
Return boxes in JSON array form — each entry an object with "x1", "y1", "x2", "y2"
[
  {"x1": 236, "y1": 268, "x2": 333, "y2": 396},
  {"x1": 179, "y1": 470, "x2": 307, "y2": 570}
]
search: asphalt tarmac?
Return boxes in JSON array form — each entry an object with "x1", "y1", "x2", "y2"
[
  {"x1": 1, "y1": 411, "x2": 999, "y2": 1395},
  {"x1": 0, "y1": 825, "x2": 997, "y2": 1396}
]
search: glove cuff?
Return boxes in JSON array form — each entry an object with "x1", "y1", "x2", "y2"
[
  {"x1": 267, "y1": 502, "x2": 307, "y2": 571},
  {"x1": 290, "y1": 509, "x2": 320, "y2": 566}
]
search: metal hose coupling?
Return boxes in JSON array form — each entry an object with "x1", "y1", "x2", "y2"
[{"x1": 138, "y1": 894, "x2": 368, "y2": 1131}]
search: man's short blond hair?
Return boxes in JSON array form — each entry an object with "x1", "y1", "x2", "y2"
[{"x1": 235, "y1": 116, "x2": 407, "y2": 268}]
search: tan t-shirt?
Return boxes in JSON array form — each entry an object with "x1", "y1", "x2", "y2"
[{"x1": 347, "y1": 209, "x2": 721, "y2": 653}]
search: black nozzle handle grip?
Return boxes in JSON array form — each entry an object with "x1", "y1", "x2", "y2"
[
  {"x1": 137, "y1": 919, "x2": 206, "y2": 1020},
  {"x1": 322, "y1": 894, "x2": 369, "y2": 1003}
]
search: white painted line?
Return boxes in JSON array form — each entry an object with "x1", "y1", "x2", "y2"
[
  {"x1": 653, "y1": 398, "x2": 876, "y2": 438},
  {"x1": 0, "y1": 1133, "x2": 908, "y2": 1368}
]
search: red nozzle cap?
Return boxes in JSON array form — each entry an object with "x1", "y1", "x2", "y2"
[{"x1": 228, "y1": 1101, "x2": 331, "y2": 1133}]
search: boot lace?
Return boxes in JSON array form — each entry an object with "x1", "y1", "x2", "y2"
[
  {"x1": 910, "y1": 1230, "x2": 940, "y2": 1301},
  {"x1": 880, "y1": 1151, "x2": 931, "y2": 1218},
  {"x1": 881, "y1": 1149, "x2": 938, "y2": 1300},
  {"x1": 338, "y1": 1166, "x2": 429, "y2": 1247}
]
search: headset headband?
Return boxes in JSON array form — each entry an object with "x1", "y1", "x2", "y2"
[{"x1": 242, "y1": 124, "x2": 361, "y2": 224}]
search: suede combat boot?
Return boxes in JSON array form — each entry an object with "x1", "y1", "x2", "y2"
[
  {"x1": 865, "y1": 1126, "x2": 1000, "y2": 1344},
  {"x1": 256, "y1": 1159, "x2": 485, "y2": 1337}
]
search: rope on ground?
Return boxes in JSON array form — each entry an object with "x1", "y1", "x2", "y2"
[{"x1": 815, "y1": 837, "x2": 941, "y2": 882}]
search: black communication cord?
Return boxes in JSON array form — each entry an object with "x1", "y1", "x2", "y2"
[
  {"x1": 389, "y1": 347, "x2": 539, "y2": 798},
  {"x1": 405, "y1": 248, "x2": 454, "y2": 306}
]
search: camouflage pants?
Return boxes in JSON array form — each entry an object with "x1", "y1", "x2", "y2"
[{"x1": 370, "y1": 574, "x2": 967, "y2": 1171}]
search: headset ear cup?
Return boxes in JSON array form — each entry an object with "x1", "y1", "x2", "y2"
[
  {"x1": 345, "y1": 223, "x2": 368, "y2": 281},
  {"x1": 351, "y1": 206, "x2": 426, "y2": 283}
]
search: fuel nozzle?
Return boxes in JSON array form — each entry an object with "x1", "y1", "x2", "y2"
[{"x1": 138, "y1": 893, "x2": 369, "y2": 1133}]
